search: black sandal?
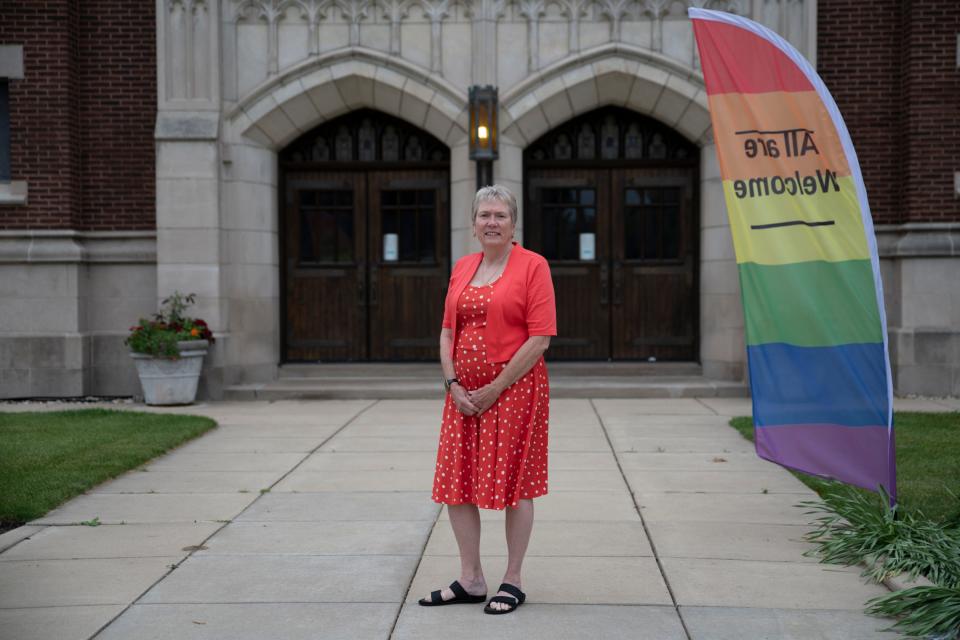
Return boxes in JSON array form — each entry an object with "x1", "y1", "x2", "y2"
[
  {"x1": 483, "y1": 582, "x2": 526, "y2": 615},
  {"x1": 418, "y1": 580, "x2": 487, "y2": 606}
]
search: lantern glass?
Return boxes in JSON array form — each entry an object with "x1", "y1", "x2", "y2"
[{"x1": 468, "y1": 85, "x2": 498, "y2": 161}]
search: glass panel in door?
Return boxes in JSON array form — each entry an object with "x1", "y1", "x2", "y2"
[
  {"x1": 368, "y1": 171, "x2": 449, "y2": 360},
  {"x1": 526, "y1": 169, "x2": 610, "y2": 360},
  {"x1": 613, "y1": 170, "x2": 696, "y2": 361},
  {"x1": 284, "y1": 174, "x2": 367, "y2": 361}
]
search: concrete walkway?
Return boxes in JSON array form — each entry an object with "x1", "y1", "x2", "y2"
[{"x1": 1, "y1": 396, "x2": 956, "y2": 639}]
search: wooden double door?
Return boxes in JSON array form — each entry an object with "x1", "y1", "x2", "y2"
[
  {"x1": 526, "y1": 167, "x2": 697, "y2": 361},
  {"x1": 283, "y1": 169, "x2": 449, "y2": 361}
]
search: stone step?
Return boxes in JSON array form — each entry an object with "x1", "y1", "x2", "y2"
[
  {"x1": 277, "y1": 361, "x2": 704, "y2": 379},
  {"x1": 224, "y1": 373, "x2": 747, "y2": 401}
]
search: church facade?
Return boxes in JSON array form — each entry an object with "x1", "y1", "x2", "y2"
[{"x1": 1, "y1": 0, "x2": 957, "y2": 398}]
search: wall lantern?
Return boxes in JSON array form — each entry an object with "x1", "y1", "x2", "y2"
[{"x1": 468, "y1": 85, "x2": 498, "y2": 189}]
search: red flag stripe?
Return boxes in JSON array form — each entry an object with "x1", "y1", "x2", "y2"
[{"x1": 692, "y1": 19, "x2": 814, "y2": 95}]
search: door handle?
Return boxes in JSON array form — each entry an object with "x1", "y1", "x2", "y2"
[
  {"x1": 357, "y1": 269, "x2": 366, "y2": 307},
  {"x1": 369, "y1": 268, "x2": 379, "y2": 307},
  {"x1": 613, "y1": 262, "x2": 624, "y2": 306},
  {"x1": 600, "y1": 262, "x2": 609, "y2": 306}
]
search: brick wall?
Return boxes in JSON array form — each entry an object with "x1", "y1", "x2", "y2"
[
  {"x1": 78, "y1": 0, "x2": 156, "y2": 230},
  {"x1": 0, "y1": 0, "x2": 81, "y2": 228},
  {"x1": 900, "y1": 1, "x2": 960, "y2": 222},
  {"x1": 0, "y1": 0, "x2": 155, "y2": 230},
  {"x1": 819, "y1": 0, "x2": 960, "y2": 224}
]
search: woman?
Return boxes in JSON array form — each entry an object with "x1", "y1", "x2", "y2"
[{"x1": 419, "y1": 185, "x2": 556, "y2": 615}]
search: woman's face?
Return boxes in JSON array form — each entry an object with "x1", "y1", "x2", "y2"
[{"x1": 473, "y1": 199, "x2": 515, "y2": 250}]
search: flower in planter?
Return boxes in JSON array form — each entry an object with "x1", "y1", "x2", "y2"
[{"x1": 126, "y1": 292, "x2": 216, "y2": 359}]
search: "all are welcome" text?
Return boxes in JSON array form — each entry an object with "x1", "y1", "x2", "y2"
[{"x1": 730, "y1": 127, "x2": 842, "y2": 200}]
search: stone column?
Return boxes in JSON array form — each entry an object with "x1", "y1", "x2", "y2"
[
  {"x1": 155, "y1": 115, "x2": 225, "y2": 398},
  {"x1": 699, "y1": 141, "x2": 745, "y2": 382},
  {"x1": 451, "y1": 140, "x2": 476, "y2": 261},
  {"x1": 494, "y1": 140, "x2": 525, "y2": 244},
  {"x1": 156, "y1": 0, "x2": 226, "y2": 397}
]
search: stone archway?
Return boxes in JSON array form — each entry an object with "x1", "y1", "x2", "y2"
[
  {"x1": 224, "y1": 49, "x2": 470, "y2": 150},
  {"x1": 521, "y1": 105, "x2": 700, "y2": 362},
  {"x1": 154, "y1": 51, "x2": 476, "y2": 390},
  {"x1": 278, "y1": 108, "x2": 452, "y2": 363},
  {"x1": 492, "y1": 46, "x2": 743, "y2": 380},
  {"x1": 500, "y1": 43, "x2": 712, "y2": 147}
]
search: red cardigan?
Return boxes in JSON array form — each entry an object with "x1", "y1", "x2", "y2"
[{"x1": 442, "y1": 243, "x2": 557, "y2": 363}]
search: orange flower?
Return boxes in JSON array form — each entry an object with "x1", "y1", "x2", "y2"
[{"x1": 190, "y1": 328, "x2": 200, "y2": 337}]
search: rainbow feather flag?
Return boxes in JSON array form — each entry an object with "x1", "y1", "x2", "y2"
[{"x1": 689, "y1": 9, "x2": 895, "y2": 496}]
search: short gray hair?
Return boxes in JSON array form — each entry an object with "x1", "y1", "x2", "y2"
[{"x1": 472, "y1": 184, "x2": 518, "y2": 224}]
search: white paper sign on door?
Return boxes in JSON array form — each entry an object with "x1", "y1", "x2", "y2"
[
  {"x1": 383, "y1": 233, "x2": 399, "y2": 261},
  {"x1": 579, "y1": 232, "x2": 596, "y2": 261}
]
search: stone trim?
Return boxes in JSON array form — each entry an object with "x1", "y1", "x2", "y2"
[
  {"x1": 83, "y1": 232, "x2": 158, "y2": 263},
  {"x1": 0, "y1": 180, "x2": 28, "y2": 205},
  {"x1": 0, "y1": 45, "x2": 24, "y2": 79},
  {"x1": 155, "y1": 111, "x2": 221, "y2": 140},
  {"x1": 875, "y1": 223, "x2": 960, "y2": 258},
  {"x1": 0, "y1": 231, "x2": 157, "y2": 264}
]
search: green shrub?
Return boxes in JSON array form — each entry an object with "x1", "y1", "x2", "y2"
[
  {"x1": 800, "y1": 483, "x2": 960, "y2": 589},
  {"x1": 866, "y1": 586, "x2": 960, "y2": 639}
]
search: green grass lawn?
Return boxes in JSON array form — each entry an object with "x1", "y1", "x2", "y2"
[
  {"x1": 0, "y1": 409, "x2": 216, "y2": 528},
  {"x1": 730, "y1": 412, "x2": 960, "y2": 524}
]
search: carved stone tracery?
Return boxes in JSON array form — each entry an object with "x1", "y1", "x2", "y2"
[
  {"x1": 641, "y1": 0, "x2": 671, "y2": 52},
  {"x1": 221, "y1": 0, "x2": 805, "y2": 84},
  {"x1": 518, "y1": 0, "x2": 546, "y2": 72},
  {"x1": 337, "y1": 0, "x2": 371, "y2": 47},
  {"x1": 235, "y1": 0, "x2": 286, "y2": 74},
  {"x1": 380, "y1": 0, "x2": 411, "y2": 55},
  {"x1": 281, "y1": 109, "x2": 451, "y2": 164},
  {"x1": 526, "y1": 107, "x2": 698, "y2": 163},
  {"x1": 559, "y1": 0, "x2": 589, "y2": 53},
  {"x1": 599, "y1": 0, "x2": 630, "y2": 42},
  {"x1": 422, "y1": 0, "x2": 451, "y2": 72}
]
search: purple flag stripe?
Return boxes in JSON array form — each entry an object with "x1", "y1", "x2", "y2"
[{"x1": 755, "y1": 424, "x2": 895, "y2": 494}]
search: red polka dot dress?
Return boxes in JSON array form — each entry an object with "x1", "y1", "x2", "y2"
[{"x1": 431, "y1": 278, "x2": 550, "y2": 510}]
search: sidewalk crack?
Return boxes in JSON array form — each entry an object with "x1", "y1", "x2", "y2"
[
  {"x1": 589, "y1": 398, "x2": 693, "y2": 640},
  {"x1": 388, "y1": 498, "x2": 443, "y2": 638}
]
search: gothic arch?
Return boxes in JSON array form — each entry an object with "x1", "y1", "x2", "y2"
[
  {"x1": 499, "y1": 43, "x2": 711, "y2": 148},
  {"x1": 224, "y1": 48, "x2": 470, "y2": 150}
]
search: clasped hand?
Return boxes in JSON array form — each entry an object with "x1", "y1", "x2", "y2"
[{"x1": 451, "y1": 382, "x2": 503, "y2": 416}]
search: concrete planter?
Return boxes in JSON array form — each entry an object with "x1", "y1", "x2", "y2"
[{"x1": 130, "y1": 340, "x2": 209, "y2": 406}]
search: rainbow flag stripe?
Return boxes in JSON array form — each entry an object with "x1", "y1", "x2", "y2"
[{"x1": 690, "y1": 9, "x2": 895, "y2": 495}]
